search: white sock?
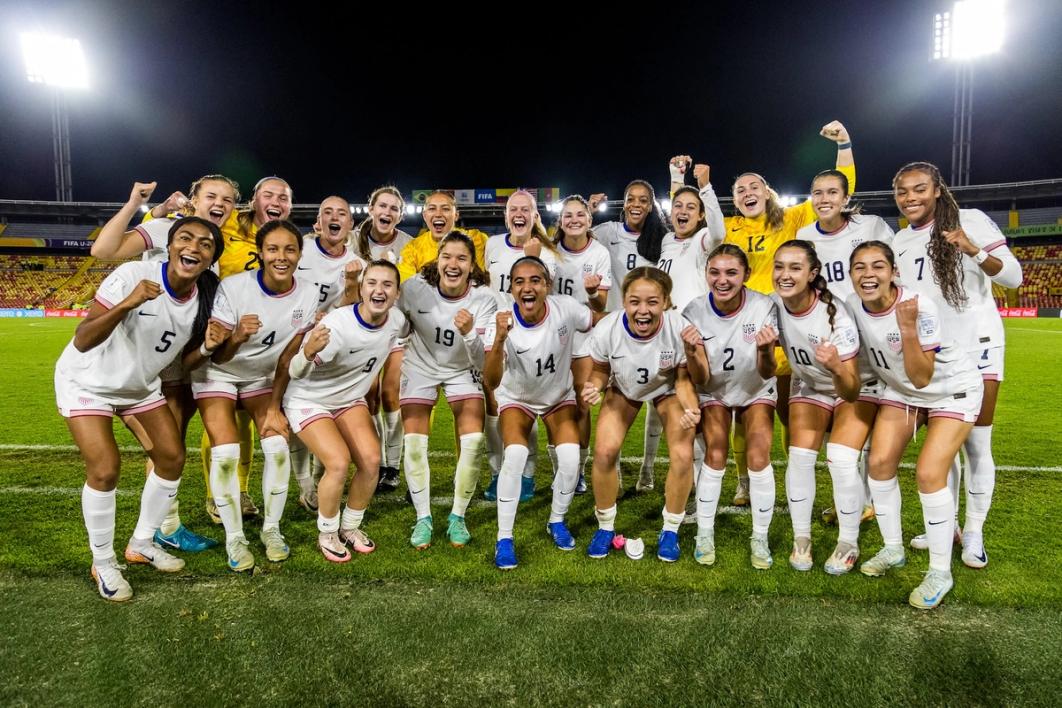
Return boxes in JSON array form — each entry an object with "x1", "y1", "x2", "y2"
[
  {"x1": 290, "y1": 438, "x2": 314, "y2": 496},
  {"x1": 693, "y1": 435, "x2": 706, "y2": 477},
  {"x1": 696, "y1": 465, "x2": 725, "y2": 534},
  {"x1": 341, "y1": 506, "x2": 365, "y2": 531},
  {"x1": 452, "y1": 432, "x2": 484, "y2": 517},
  {"x1": 641, "y1": 405, "x2": 662, "y2": 472},
  {"x1": 920, "y1": 487, "x2": 955, "y2": 573},
  {"x1": 868, "y1": 476, "x2": 902, "y2": 548},
  {"x1": 318, "y1": 512, "x2": 340, "y2": 533},
  {"x1": 827, "y1": 443, "x2": 863, "y2": 545},
  {"x1": 662, "y1": 508, "x2": 685, "y2": 533},
  {"x1": 403, "y1": 433, "x2": 431, "y2": 519},
  {"x1": 579, "y1": 447, "x2": 590, "y2": 475},
  {"x1": 546, "y1": 444, "x2": 558, "y2": 477},
  {"x1": 382, "y1": 410, "x2": 403, "y2": 469},
  {"x1": 82, "y1": 485, "x2": 116, "y2": 562},
  {"x1": 595, "y1": 504, "x2": 617, "y2": 531},
  {"x1": 860, "y1": 439, "x2": 872, "y2": 506},
  {"x1": 260, "y1": 435, "x2": 290, "y2": 531},
  {"x1": 160, "y1": 498, "x2": 181, "y2": 536},
  {"x1": 785, "y1": 447, "x2": 818, "y2": 538},
  {"x1": 523, "y1": 420, "x2": 538, "y2": 479},
  {"x1": 549, "y1": 443, "x2": 580, "y2": 522},
  {"x1": 132, "y1": 471, "x2": 180, "y2": 541},
  {"x1": 496, "y1": 444, "x2": 528, "y2": 540},
  {"x1": 485, "y1": 415, "x2": 502, "y2": 477},
  {"x1": 947, "y1": 454, "x2": 962, "y2": 524},
  {"x1": 311, "y1": 455, "x2": 325, "y2": 486},
  {"x1": 748, "y1": 465, "x2": 775, "y2": 536},
  {"x1": 209, "y1": 443, "x2": 243, "y2": 541},
  {"x1": 963, "y1": 425, "x2": 994, "y2": 536}
]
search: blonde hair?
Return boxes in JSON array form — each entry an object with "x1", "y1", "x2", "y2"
[{"x1": 733, "y1": 172, "x2": 785, "y2": 232}]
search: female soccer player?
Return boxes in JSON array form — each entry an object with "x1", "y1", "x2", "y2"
[
  {"x1": 195, "y1": 220, "x2": 327, "y2": 572},
  {"x1": 89, "y1": 176, "x2": 239, "y2": 551},
  {"x1": 277, "y1": 261, "x2": 407, "y2": 562},
  {"x1": 681, "y1": 245, "x2": 779, "y2": 569},
  {"x1": 396, "y1": 232, "x2": 496, "y2": 549},
  {"x1": 397, "y1": 190, "x2": 489, "y2": 281},
  {"x1": 847, "y1": 241, "x2": 982, "y2": 609},
  {"x1": 583, "y1": 267, "x2": 702, "y2": 562},
  {"x1": 552, "y1": 195, "x2": 612, "y2": 491},
  {"x1": 483, "y1": 256, "x2": 598, "y2": 568},
  {"x1": 891, "y1": 163, "x2": 1022, "y2": 569},
  {"x1": 56, "y1": 216, "x2": 224, "y2": 601},
  {"x1": 768, "y1": 241, "x2": 878, "y2": 574}
]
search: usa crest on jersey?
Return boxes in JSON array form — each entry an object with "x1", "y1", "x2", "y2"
[
  {"x1": 886, "y1": 331, "x2": 902, "y2": 352},
  {"x1": 743, "y1": 323, "x2": 757, "y2": 343},
  {"x1": 659, "y1": 349, "x2": 675, "y2": 370},
  {"x1": 291, "y1": 308, "x2": 306, "y2": 329}
]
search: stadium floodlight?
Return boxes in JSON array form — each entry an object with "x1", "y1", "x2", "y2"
[
  {"x1": 660, "y1": 198, "x2": 671, "y2": 214},
  {"x1": 405, "y1": 204, "x2": 415, "y2": 215},
  {"x1": 20, "y1": 32, "x2": 89, "y2": 89},
  {"x1": 416, "y1": 206, "x2": 423, "y2": 214},
  {"x1": 597, "y1": 203, "x2": 607, "y2": 213}
]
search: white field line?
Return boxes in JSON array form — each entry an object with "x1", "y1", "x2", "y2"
[
  {"x1": 1, "y1": 443, "x2": 1058, "y2": 473},
  {"x1": 1009, "y1": 327, "x2": 1062, "y2": 334}
]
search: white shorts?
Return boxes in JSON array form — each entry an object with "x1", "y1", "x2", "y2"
[
  {"x1": 495, "y1": 387, "x2": 576, "y2": 419},
  {"x1": 55, "y1": 373, "x2": 167, "y2": 419},
  {"x1": 572, "y1": 329, "x2": 591, "y2": 359},
  {"x1": 286, "y1": 399, "x2": 367, "y2": 434},
  {"x1": 192, "y1": 377, "x2": 273, "y2": 401},
  {"x1": 879, "y1": 384, "x2": 984, "y2": 424},
  {"x1": 969, "y1": 346, "x2": 1004, "y2": 382},
  {"x1": 789, "y1": 376, "x2": 881, "y2": 410},
  {"x1": 698, "y1": 381, "x2": 777, "y2": 411},
  {"x1": 399, "y1": 367, "x2": 482, "y2": 407}
]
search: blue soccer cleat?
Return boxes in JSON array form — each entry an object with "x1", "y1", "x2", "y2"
[
  {"x1": 657, "y1": 530, "x2": 680, "y2": 562},
  {"x1": 154, "y1": 524, "x2": 219, "y2": 553},
  {"x1": 587, "y1": 529, "x2": 615, "y2": 559},
  {"x1": 494, "y1": 538, "x2": 518, "y2": 570},
  {"x1": 546, "y1": 521, "x2": 575, "y2": 551}
]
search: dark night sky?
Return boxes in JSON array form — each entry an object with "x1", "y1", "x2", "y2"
[{"x1": 1, "y1": 0, "x2": 1060, "y2": 204}]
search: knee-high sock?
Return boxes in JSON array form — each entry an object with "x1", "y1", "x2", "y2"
[
  {"x1": 209, "y1": 443, "x2": 243, "y2": 540},
  {"x1": 452, "y1": 432, "x2": 484, "y2": 517},
  {"x1": 485, "y1": 415, "x2": 502, "y2": 477},
  {"x1": 732, "y1": 421, "x2": 748, "y2": 480},
  {"x1": 550, "y1": 443, "x2": 580, "y2": 522},
  {"x1": 963, "y1": 425, "x2": 995, "y2": 536},
  {"x1": 868, "y1": 476, "x2": 902, "y2": 548},
  {"x1": 827, "y1": 443, "x2": 863, "y2": 545},
  {"x1": 524, "y1": 420, "x2": 539, "y2": 479},
  {"x1": 546, "y1": 444, "x2": 558, "y2": 478},
  {"x1": 693, "y1": 436, "x2": 706, "y2": 480},
  {"x1": 785, "y1": 447, "x2": 818, "y2": 538},
  {"x1": 260, "y1": 435, "x2": 290, "y2": 531},
  {"x1": 859, "y1": 439, "x2": 872, "y2": 507},
  {"x1": 696, "y1": 466, "x2": 725, "y2": 534},
  {"x1": 132, "y1": 471, "x2": 180, "y2": 541},
  {"x1": 403, "y1": 433, "x2": 431, "y2": 519},
  {"x1": 82, "y1": 485, "x2": 116, "y2": 562},
  {"x1": 381, "y1": 410, "x2": 403, "y2": 469},
  {"x1": 920, "y1": 488, "x2": 954, "y2": 573},
  {"x1": 641, "y1": 405, "x2": 663, "y2": 472},
  {"x1": 947, "y1": 453, "x2": 962, "y2": 523},
  {"x1": 153, "y1": 458, "x2": 181, "y2": 536},
  {"x1": 290, "y1": 438, "x2": 314, "y2": 496},
  {"x1": 496, "y1": 444, "x2": 528, "y2": 540},
  {"x1": 595, "y1": 504, "x2": 616, "y2": 531},
  {"x1": 748, "y1": 465, "x2": 775, "y2": 536},
  {"x1": 236, "y1": 410, "x2": 254, "y2": 493}
]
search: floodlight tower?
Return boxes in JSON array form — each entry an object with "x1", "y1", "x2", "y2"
[
  {"x1": 932, "y1": 1, "x2": 1006, "y2": 186},
  {"x1": 20, "y1": 32, "x2": 89, "y2": 202}
]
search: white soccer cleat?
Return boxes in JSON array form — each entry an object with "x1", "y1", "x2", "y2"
[
  {"x1": 635, "y1": 465, "x2": 655, "y2": 492},
  {"x1": 824, "y1": 541, "x2": 860, "y2": 575},
  {"x1": 910, "y1": 526, "x2": 962, "y2": 551},
  {"x1": 788, "y1": 537, "x2": 813, "y2": 572},
  {"x1": 750, "y1": 534, "x2": 773, "y2": 570},
  {"x1": 91, "y1": 559, "x2": 132, "y2": 602},
  {"x1": 694, "y1": 531, "x2": 716, "y2": 566},
  {"x1": 961, "y1": 532, "x2": 988, "y2": 569},
  {"x1": 259, "y1": 527, "x2": 290, "y2": 562},
  {"x1": 226, "y1": 535, "x2": 255, "y2": 572},
  {"x1": 908, "y1": 569, "x2": 954, "y2": 610},
  {"x1": 124, "y1": 540, "x2": 185, "y2": 573},
  {"x1": 860, "y1": 545, "x2": 906, "y2": 577}
]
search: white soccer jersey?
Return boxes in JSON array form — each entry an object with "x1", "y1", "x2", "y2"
[
  {"x1": 485, "y1": 233, "x2": 558, "y2": 307},
  {"x1": 398, "y1": 275, "x2": 498, "y2": 380},
  {"x1": 657, "y1": 227, "x2": 721, "y2": 311},
  {"x1": 771, "y1": 291, "x2": 861, "y2": 396},
  {"x1": 133, "y1": 217, "x2": 178, "y2": 263},
  {"x1": 296, "y1": 236, "x2": 364, "y2": 310},
  {"x1": 203, "y1": 270, "x2": 322, "y2": 384},
  {"x1": 593, "y1": 221, "x2": 652, "y2": 311},
  {"x1": 589, "y1": 309, "x2": 688, "y2": 402},
  {"x1": 845, "y1": 287, "x2": 981, "y2": 405},
  {"x1": 284, "y1": 303, "x2": 408, "y2": 409},
  {"x1": 484, "y1": 295, "x2": 593, "y2": 409},
  {"x1": 553, "y1": 237, "x2": 613, "y2": 304},
  {"x1": 354, "y1": 228, "x2": 413, "y2": 263},
  {"x1": 893, "y1": 209, "x2": 1015, "y2": 352},
  {"x1": 55, "y1": 261, "x2": 199, "y2": 399},
  {"x1": 682, "y1": 289, "x2": 779, "y2": 408},
  {"x1": 797, "y1": 214, "x2": 894, "y2": 301}
]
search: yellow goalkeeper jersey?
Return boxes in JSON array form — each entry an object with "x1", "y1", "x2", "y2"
[{"x1": 397, "y1": 227, "x2": 488, "y2": 282}]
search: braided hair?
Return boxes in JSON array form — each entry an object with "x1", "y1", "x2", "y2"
[
  {"x1": 166, "y1": 216, "x2": 224, "y2": 354},
  {"x1": 893, "y1": 162, "x2": 966, "y2": 308},
  {"x1": 776, "y1": 240, "x2": 837, "y2": 331}
]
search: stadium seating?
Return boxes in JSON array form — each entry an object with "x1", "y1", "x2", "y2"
[
  {"x1": 0, "y1": 254, "x2": 115, "y2": 309},
  {"x1": 1011, "y1": 244, "x2": 1062, "y2": 308}
]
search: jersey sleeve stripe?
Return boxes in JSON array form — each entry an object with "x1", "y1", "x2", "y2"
[
  {"x1": 984, "y1": 240, "x2": 1007, "y2": 252},
  {"x1": 839, "y1": 352, "x2": 859, "y2": 362},
  {"x1": 921, "y1": 343, "x2": 941, "y2": 352},
  {"x1": 210, "y1": 317, "x2": 235, "y2": 329},
  {"x1": 94, "y1": 295, "x2": 115, "y2": 309},
  {"x1": 133, "y1": 225, "x2": 153, "y2": 251}
]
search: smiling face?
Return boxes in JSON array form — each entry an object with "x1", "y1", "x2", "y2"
[
  {"x1": 423, "y1": 193, "x2": 457, "y2": 239},
  {"x1": 370, "y1": 192, "x2": 403, "y2": 237},
  {"x1": 733, "y1": 174, "x2": 768, "y2": 219},
  {"x1": 317, "y1": 196, "x2": 353, "y2": 247},
  {"x1": 505, "y1": 193, "x2": 537, "y2": 240},
  {"x1": 167, "y1": 221, "x2": 217, "y2": 280},
  {"x1": 707, "y1": 254, "x2": 748, "y2": 307},
  {"x1": 773, "y1": 246, "x2": 815, "y2": 302},
  {"x1": 670, "y1": 190, "x2": 704, "y2": 238},
  {"x1": 559, "y1": 199, "x2": 590, "y2": 240},
  {"x1": 509, "y1": 260, "x2": 550, "y2": 321},
  {"x1": 623, "y1": 184, "x2": 653, "y2": 230},
  {"x1": 893, "y1": 170, "x2": 940, "y2": 228},
  {"x1": 191, "y1": 179, "x2": 237, "y2": 227},
  {"x1": 359, "y1": 263, "x2": 400, "y2": 319},
  {"x1": 259, "y1": 226, "x2": 301, "y2": 285},
  {"x1": 811, "y1": 174, "x2": 848, "y2": 225},
  {"x1": 436, "y1": 239, "x2": 473, "y2": 292},
  {"x1": 253, "y1": 179, "x2": 293, "y2": 226},
  {"x1": 849, "y1": 244, "x2": 896, "y2": 307},
  {"x1": 623, "y1": 277, "x2": 668, "y2": 337}
]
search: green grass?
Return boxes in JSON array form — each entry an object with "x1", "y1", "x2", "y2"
[{"x1": 1, "y1": 318, "x2": 1061, "y2": 706}]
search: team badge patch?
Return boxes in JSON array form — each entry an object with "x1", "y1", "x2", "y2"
[
  {"x1": 806, "y1": 333, "x2": 822, "y2": 346},
  {"x1": 291, "y1": 308, "x2": 305, "y2": 328},
  {"x1": 582, "y1": 263, "x2": 593, "y2": 274},
  {"x1": 659, "y1": 350, "x2": 675, "y2": 370},
  {"x1": 886, "y1": 331, "x2": 902, "y2": 352},
  {"x1": 558, "y1": 325, "x2": 569, "y2": 339},
  {"x1": 743, "y1": 323, "x2": 757, "y2": 343}
]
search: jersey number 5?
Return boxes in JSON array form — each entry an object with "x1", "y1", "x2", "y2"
[{"x1": 155, "y1": 330, "x2": 176, "y2": 353}]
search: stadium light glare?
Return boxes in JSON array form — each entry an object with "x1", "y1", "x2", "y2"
[
  {"x1": 139, "y1": 205, "x2": 149, "y2": 214},
  {"x1": 660, "y1": 199, "x2": 671, "y2": 213},
  {"x1": 597, "y1": 203, "x2": 607, "y2": 213},
  {"x1": 20, "y1": 32, "x2": 89, "y2": 89},
  {"x1": 405, "y1": 205, "x2": 415, "y2": 215},
  {"x1": 933, "y1": 1, "x2": 1005, "y2": 61},
  {"x1": 416, "y1": 206, "x2": 423, "y2": 214}
]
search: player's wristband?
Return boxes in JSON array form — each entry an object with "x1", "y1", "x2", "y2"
[
  {"x1": 668, "y1": 165, "x2": 685, "y2": 183},
  {"x1": 973, "y1": 249, "x2": 989, "y2": 264},
  {"x1": 837, "y1": 141, "x2": 852, "y2": 150},
  {"x1": 289, "y1": 352, "x2": 314, "y2": 379},
  {"x1": 199, "y1": 343, "x2": 216, "y2": 357}
]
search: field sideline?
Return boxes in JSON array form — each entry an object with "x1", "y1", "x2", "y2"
[{"x1": 1, "y1": 318, "x2": 1061, "y2": 705}]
